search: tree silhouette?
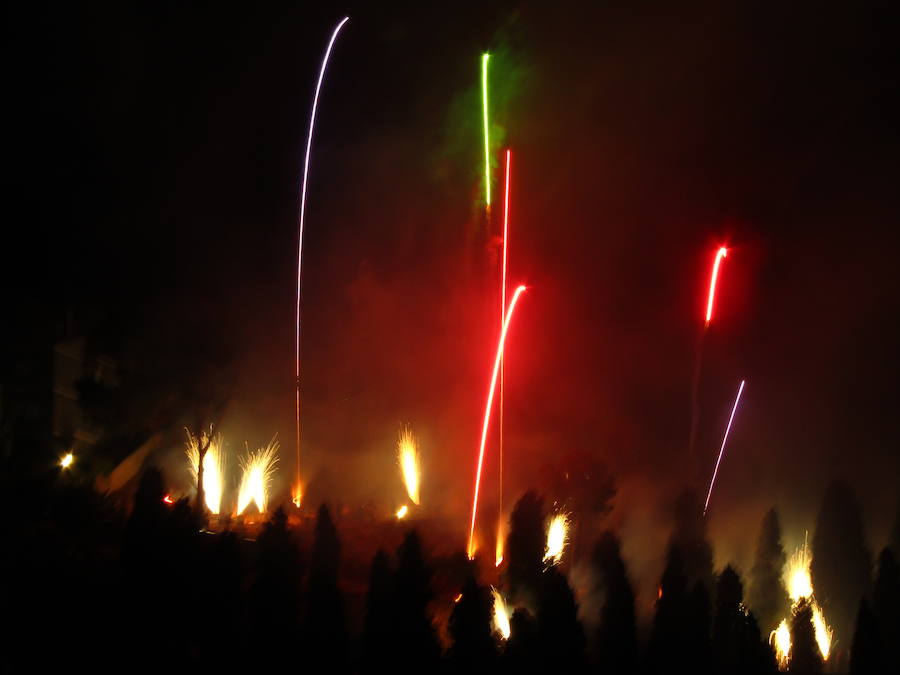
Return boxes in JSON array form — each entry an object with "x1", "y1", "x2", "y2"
[
  {"x1": 504, "y1": 490, "x2": 545, "y2": 605},
  {"x1": 392, "y1": 530, "x2": 440, "y2": 672},
  {"x1": 671, "y1": 488, "x2": 716, "y2": 595},
  {"x1": 872, "y1": 548, "x2": 899, "y2": 674},
  {"x1": 711, "y1": 565, "x2": 775, "y2": 675},
  {"x1": 687, "y1": 580, "x2": 712, "y2": 675},
  {"x1": 501, "y1": 607, "x2": 539, "y2": 675},
  {"x1": 303, "y1": 504, "x2": 349, "y2": 673},
  {"x1": 536, "y1": 567, "x2": 586, "y2": 671},
  {"x1": 789, "y1": 598, "x2": 823, "y2": 675},
  {"x1": 811, "y1": 481, "x2": 872, "y2": 642},
  {"x1": 448, "y1": 574, "x2": 496, "y2": 672},
  {"x1": 749, "y1": 508, "x2": 788, "y2": 635},
  {"x1": 850, "y1": 598, "x2": 881, "y2": 675},
  {"x1": 362, "y1": 549, "x2": 394, "y2": 673},
  {"x1": 646, "y1": 544, "x2": 690, "y2": 674},
  {"x1": 591, "y1": 530, "x2": 637, "y2": 674}
]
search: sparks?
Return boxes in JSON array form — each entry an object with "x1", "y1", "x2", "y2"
[
  {"x1": 397, "y1": 425, "x2": 421, "y2": 505},
  {"x1": 186, "y1": 430, "x2": 226, "y2": 515},
  {"x1": 544, "y1": 512, "x2": 570, "y2": 564},
  {"x1": 60, "y1": 452, "x2": 74, "y2": 469},
  {"x1": 454, "y1": 593, "x2": 463, "y2": 603},
  {"x1": 162, "y1": 494, "x2": 174, "y2": 505},
  {"x1": 295, "y1": 16, "x2": 350, "y2": 509},
  {"x1": 467, "y1": 284, "x2": 528, "y2": 559},
  {"x1": 703, "y1": 379, "x2": 745, "y2": 515},
  {"x1": 770, "y1": 619, "x2": 791, "y2": 669},
  {"x1": 812, "y1": 603, "x2": 833, "y2": 661},
  {"x1": 481, "y1": 53, "x2": 491, "y2": 208},
  {"x1": 491, "y1": 587, "x2": 511, "y2": 640},
  {"x1": 396, "y1": 504, "x2": 408, "y2": 520},
  {"x1": 705, "y1": 246, "x2": 728, "y2": 326},
  {"x1": 496, "y1": 148, "x2": 511, "y2": 569},
  {"x1": 785, "y1": 535, "x2": 814, "y2": 603},
  {"x1": 236, "y1": 438, "x2": 280, "y2": 516}
]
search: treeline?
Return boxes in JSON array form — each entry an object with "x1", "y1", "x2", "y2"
[{"x1": 6, "y1": 470, "x2": 899, "y2": 674}]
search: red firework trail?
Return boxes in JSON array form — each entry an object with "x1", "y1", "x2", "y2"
[
  {"x1": 705, "y1": 246, "x2": 728, "y2": 326},
  {"x1": 703, "y1": 379, "x2": 746, "y2": 515},
  {"x1": 469, "y1": 284, "x2": 527, "y2": 559},
  {"x1": 294, "y1": 16, "x2": 350, "y2": 506},
  {"x1": 497, "y1": 149, "x2": 510, "y2": 565}
]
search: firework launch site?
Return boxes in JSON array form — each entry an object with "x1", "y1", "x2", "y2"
[{"x1": 5, "y1": 2, "x2": 900, "y2": 673}]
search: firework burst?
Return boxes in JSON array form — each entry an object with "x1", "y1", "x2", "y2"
[
  {"x1": 186, "y1": 429, "x2": 226, "y2": 515},
  {"x1": 236, "y1": 437, "x2": 280, "y2": 516}
]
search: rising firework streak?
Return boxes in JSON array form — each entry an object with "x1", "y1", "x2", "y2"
[
  {"x1": 703, "y1": 379, "x2": 745, "y2": 515},
  {"x1": 496, "y1": 149, "x2": 511, "y2": 567},
  {"x1": 468, "y1": 284, "x2": 528, "y2": 559},
  {"x1": 482, "y1": 53, "x2": 491, "y2": 209},
  {"x1": 705, "y1": 246, "x2": 728, "y2": 325},
  {"x1": 294, "y1": 16, "x2": 350, "y2": 507}
]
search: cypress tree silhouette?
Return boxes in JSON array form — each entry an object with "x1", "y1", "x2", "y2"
[
  {"x1": 392, "y1": 530, "x2": 440, "y2": 673},
  {"x1": 789, "y1": 598, "x2": 823, "y2": 675},
  {"x1": 749, "y1": 508, "x2": 788, "y2": 635},
  {"x1": 711, "y1": 565, "x2": 774, "y2": 675},
  {"x1": 850, "y1": 598, "x2": 881, "y2": 675},
  {"x1": 872, "y1": 548, "x2": 899, "y2": 674},
  {"x1": 536, "y1": 567, "x2": 586, "y2": 672},
  {"x1": 505, "y1": 490, "x2": 545, "y2": 606},
  {"x1": 591, "y1": 530, "x2": 637, "y2": 674},
  {"x1": 646, "y1": 544, "x2": 690, "y2": 674},
  {"x1": 501, "y1": 607, "x2": 539, "y2": 675},
  {"x1": 303, "y1": 504, "x2": 349, "y2": 673},
  {"x1": 811, "y1": 481, "x2": 872, "y2": 643},
  {"x1": 671, "y1": 488, "x2": 715, "y2": 595},
  {"x1": 448, "y1": 574, "x2": 496, "y2": 673},
  {"x1": 362, "y1": 549, "x2": 394, "y2": 673},
  {"x1": 687, "y1": 580, "x2": 712, "y2": 675},
  {"x1": 249, "y1": 507, "x2": 301, "y2": 668}
]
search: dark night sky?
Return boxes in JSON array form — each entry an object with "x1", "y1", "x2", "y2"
[{"x1": 8, "y1": 1, "x2": 900, "y2": 569}]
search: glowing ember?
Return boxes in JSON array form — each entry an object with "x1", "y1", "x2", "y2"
[
  {"x1": 397, "y1": 425, "x2": 421, "y2": 505},
  {"x1": 544, "y1": 513, "x2": 570, "y2": 564},
  {"x1": 162, "y1": 494, "x2": 174, "y2": 505},
  {"x1": 396, "y1": 505, "x2": 408, "y2": 520},
  {"x1": 236, "y1": 438, "x2": 280, "y2": 516},
  {"x1": 705, "y1": 246, "x2": 728, "y2": 325},
  {"x1": 770, "y1": 619, "x2": 791, "y2": 669},
  {"x1": 186, "y1": 430, "x2": 226, "y2": 515},
  {"x1": 291, "y1": 484, "x2": 303, "y2": 508},
  {"x1": 468, "y1": 285, "x2": 528, "y2": 559},
  {"x1": 454, "y1": 593, "x2": 463, "y2": 603},
  {"x1": 60, "y1": 452, "x2": 74, "y2": 469},
  {"x1": 491, "y1": 587, "x2": 511, "y2": 640}
]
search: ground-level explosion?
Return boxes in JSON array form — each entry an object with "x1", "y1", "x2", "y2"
[
  {"x1": 491, "y1": 586, "x2": 511, "y2": 640},
  {"x1": 185, "y1": 429, "x2": 226, "y2": 515},
  {"x1": 236, "y1": 437, "x2": 280, "y2": 516},
  {"x1": 397, "y1": 425, "x2": 421, "y2": 505},
  {"x1": 544, "y1": 512, "x2": 570, "y2": 565}
]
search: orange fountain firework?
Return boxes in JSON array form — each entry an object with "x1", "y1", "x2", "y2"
[
  {"x1": 468, "y1": 284, "x2": 528, "y2": 559},
  {"x1": 186, "y1": 429, "x2": 226, "y2": 515},
  {"x1": 397, "y1": 425, "x2": 421, "y2": 506},
  {"x1": 236, "y1": 437, "x2": 280, "y2": 516},
  {"x1": 544, "y1": 512, "x2": 570, "y2": 565},
  {"x1": 491, "y1": 586, "x2": 511, "y2": 639}
]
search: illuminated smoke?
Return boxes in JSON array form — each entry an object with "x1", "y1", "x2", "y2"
[{"x1": 186, "y1": 429, "x2": 226, "y2": 515}]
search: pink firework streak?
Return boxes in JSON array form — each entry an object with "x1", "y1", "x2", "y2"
[
  {"x1": 469, "y1": 284, "x2": 527, "y2": 559},
  {"x1": 703, "y1": 379, "x2": 746, "y2": 515},
  {"x1": 294, "y1": 16, "x2": 350, "y2": 506}
]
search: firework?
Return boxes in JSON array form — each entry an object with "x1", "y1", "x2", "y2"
[
  {"x1": 468, "y1": 284, "x2": 528, "y2": 559},
  {"x1": 396, "y1": 504, "x2": 408, "y2": 520},
  {"x1": 60, "y1": 452, "x2": 74, "y2": 469},
  {"x1": 770, "y1": 619, "x2": 791, "y2": 669},
  {"x1": 544, "y1": 513, "x2": 570, "y2": 565},
  {"x1": 811, "y1": 604, "x2": 833, "y2": 660},
  {"x1": 703, "y1": 379, "x2": 745, "y2": 515},
  {"x1": 294, "y1": 16, "x2": 350, "y2": 508},
  {"x1": 785, "y1": 535, "x2": 814, "y2": 603},
  {"x1": 186, "y1": 429, "x2": 226, "y2": 515},
  {"x1": 397, "y1": 425, "x2": 421, "y2": 505},
  {"x1": 497, "y1": 148, "x2": 511, "y2": 567},
  {"x1": 236, "y1": 437, "x2": 280, "y2": 516},
  {"x1": 705, "y1": 246, "x2": 728, "y2": 326},
  {"x1": 482, "y1": 53, "x2": 491, "y2": 209},
  {"x1": 491, "y1": 586, "x2": 511, "y2": 639}
]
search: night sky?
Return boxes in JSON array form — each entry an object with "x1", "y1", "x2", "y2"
[{"x1": 8, "y1": 1, "x2": 899, "y2": 570}]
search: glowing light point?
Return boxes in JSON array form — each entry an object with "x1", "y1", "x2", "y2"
[
  {"x1": 396, "y1": 504, "x2": 408, "y2": 520},
  {"x1": 705, "y1": 246, "x2": 728, "y2": 325},
  {"x1": 60, "y1": 452, "x2": 74, "y2": 469},
  {"x1": 163, "y1": 494, "x2": 174, "y2": 505}
]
